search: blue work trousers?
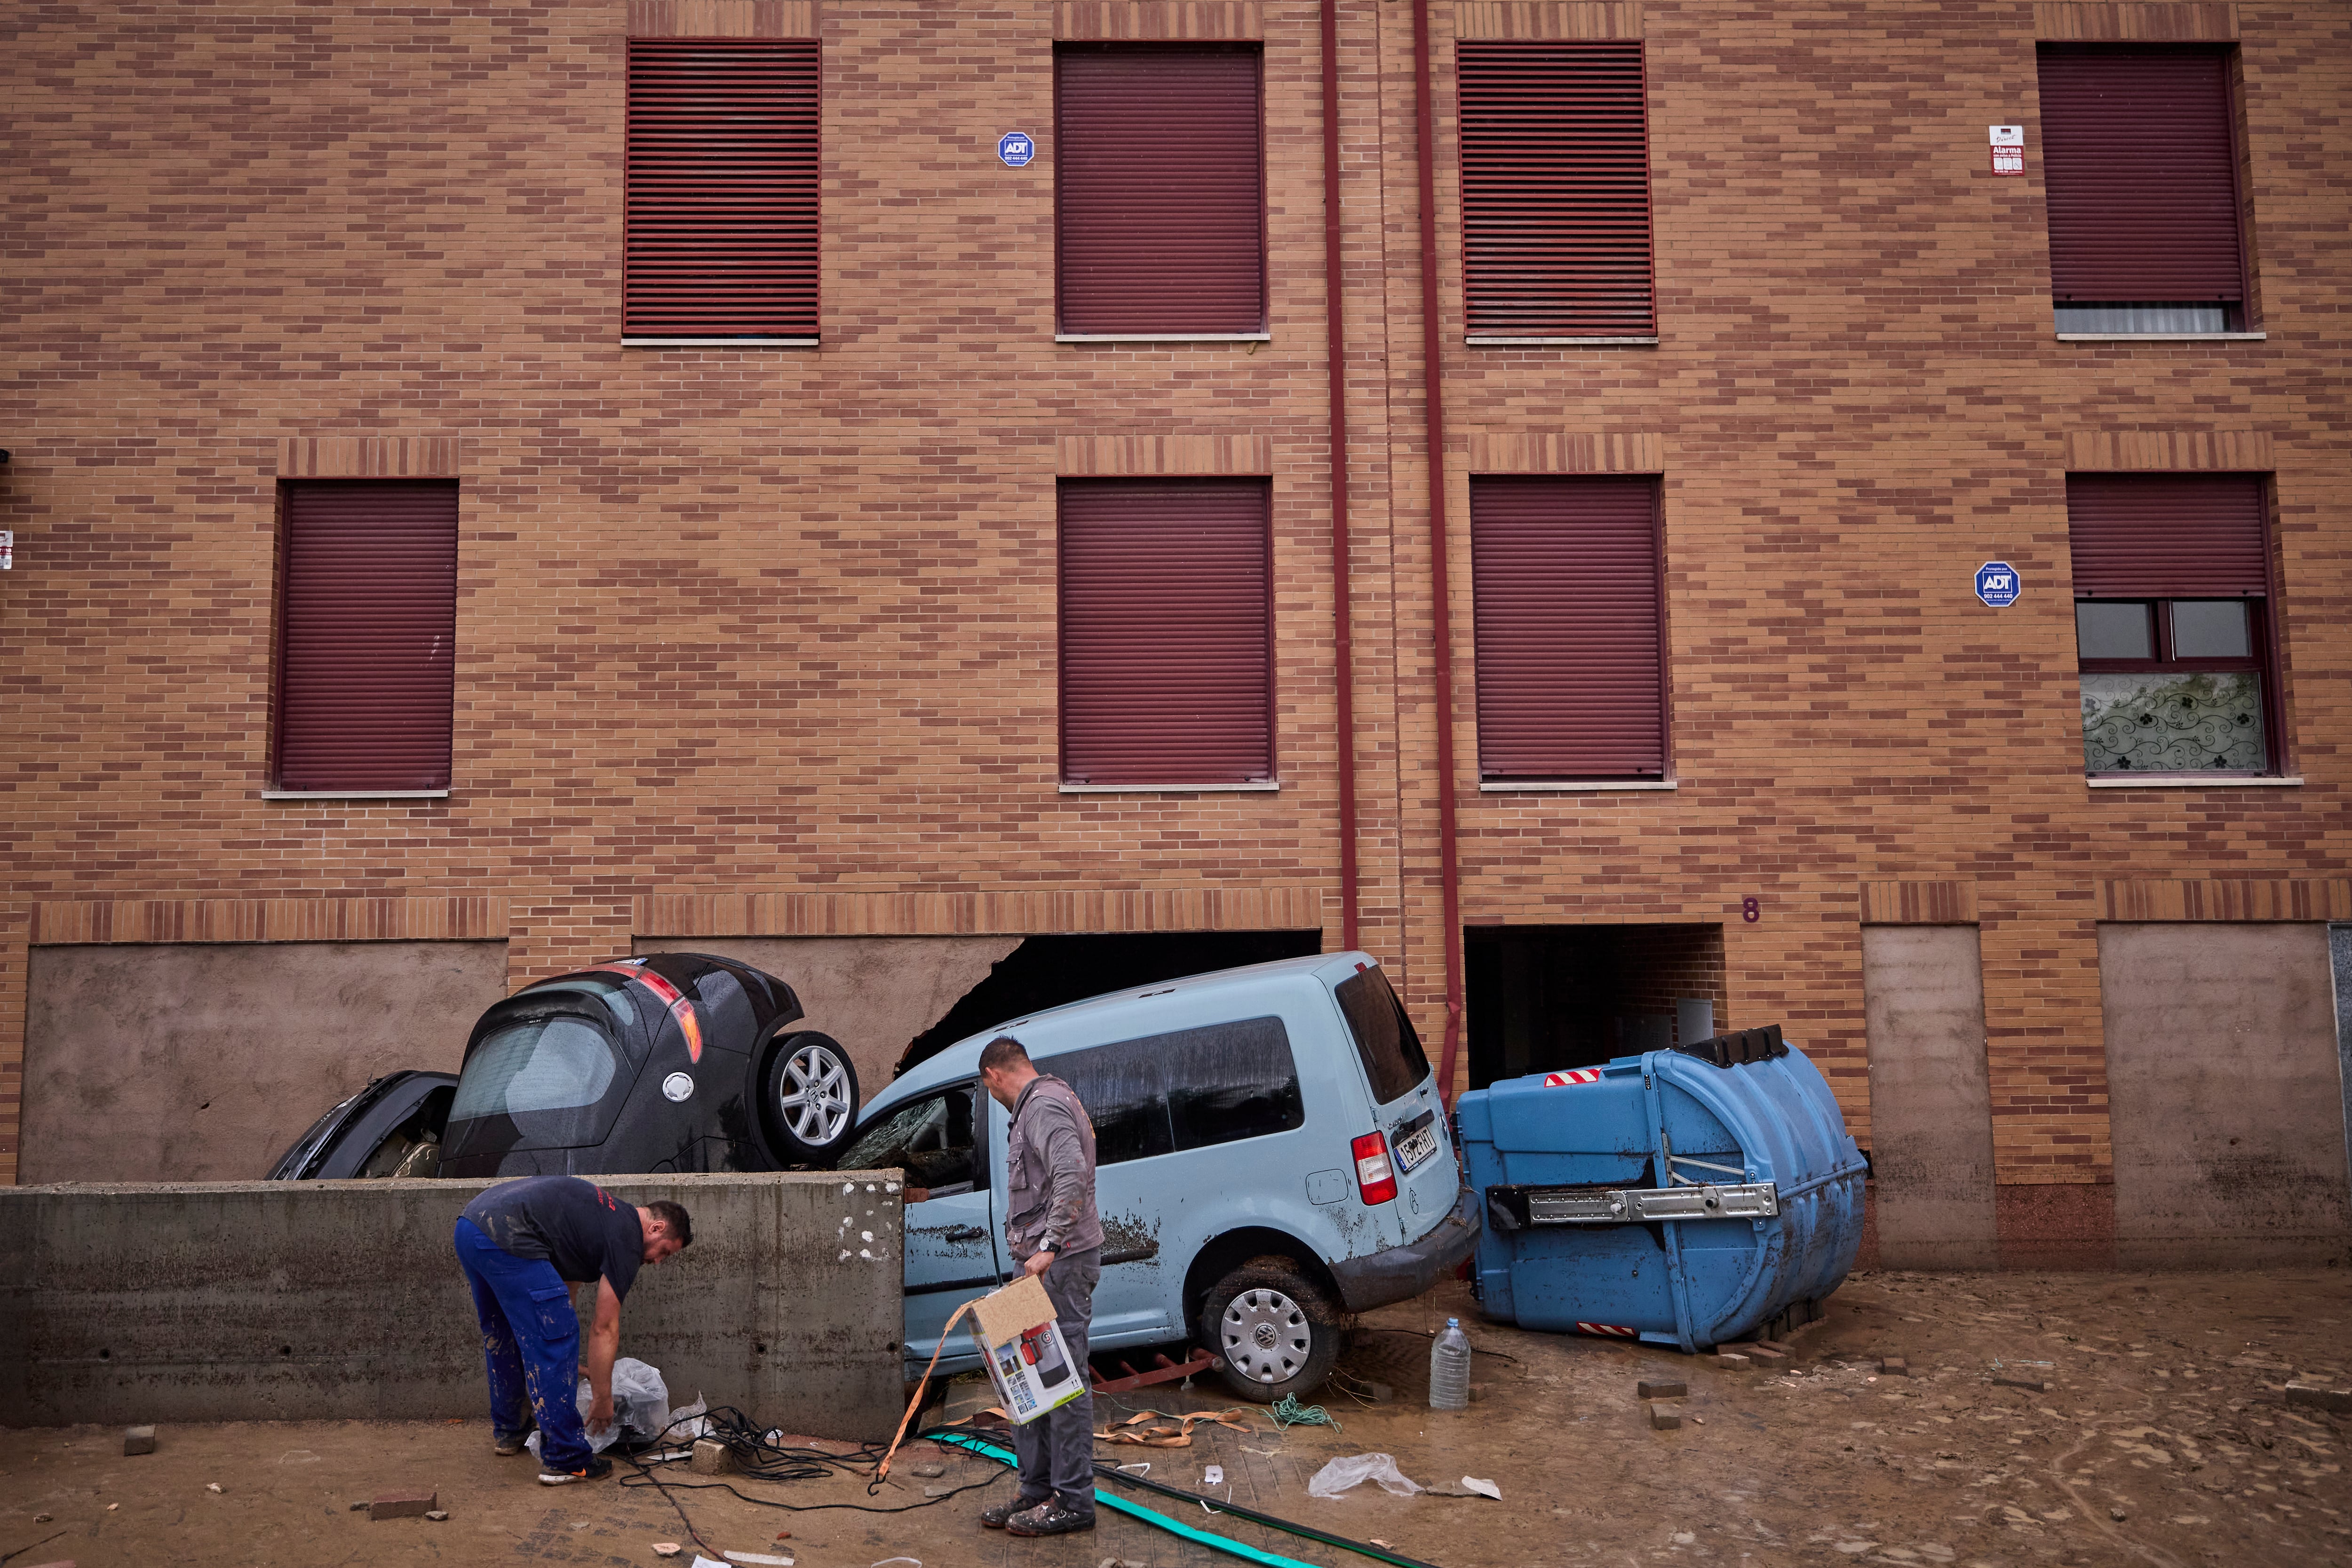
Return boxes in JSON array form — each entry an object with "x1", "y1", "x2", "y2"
[{"x1": 453, "y1": 1218, "x2": 592, "y2": 1472}]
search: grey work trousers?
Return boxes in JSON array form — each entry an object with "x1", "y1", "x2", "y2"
[{"x1": 1009, "y1": 1247, "x2": 1099, "y2": 1517}]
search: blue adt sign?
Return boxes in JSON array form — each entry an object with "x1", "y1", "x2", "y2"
[
  {"x1": 1975, "y1": 560, "x2": 2021, "y2": 608},
  {"x1": 997, "y1": 132, "x2": 1036, "y2": 168}
]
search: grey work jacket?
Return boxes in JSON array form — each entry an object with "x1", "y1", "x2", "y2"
[{"x1": 1004, "y1": 1073, "x2": 1104, "y2": 1260}]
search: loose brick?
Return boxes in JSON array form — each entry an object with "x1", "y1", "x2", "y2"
[
  {"x1": 1637, "y1": 1379, "x2": 1687, "y2": 1400},
  {"x1": 370, "y1": 1492, "x2": 437, "y2": 1521},
  {"x1": 1647, "y1": 1402, "x2": 1682, "y2": 1432},
  {"x1": 122, "y1": 1426, "x2": 155, "y2": 1457}
]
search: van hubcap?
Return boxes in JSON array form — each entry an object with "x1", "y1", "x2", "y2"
[
  {"x1": 1220, "y1": 1288, "x2": 1312, "y2": 1384},
  {"x1": 778, "y1": 1044, "x2": 851, "y2": 1143}
]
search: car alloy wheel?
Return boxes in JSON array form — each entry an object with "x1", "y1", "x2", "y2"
[
  {"x1": 777, "y1": 1040, "x2": 853, "y2": 1145},
  {"x1": 1220, "y1": 1286, "x2": 1313, "y2": 1385}
]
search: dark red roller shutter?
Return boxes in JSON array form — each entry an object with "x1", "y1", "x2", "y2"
[
  {"x1": 1470, "y1": 476, "x2": 1665, "y2": 778},
  {"x1": 626, "y1": 40, "x2": 820, "y2": 337},
  {"x1": 274, "y1": 481, "x2": 458, "y2": 792},
  {"x1": 1055, "y1": 46, "x2": 1265, "y2": 335},
  {"x1": 2066, "y1": 473, "x2": 2268, "y2": 597},
  {"x1": 2037, "y1": 47, "x2": 2244, "y2": 304},
  {"x1": 1456, "y1": 41, "x2": 1655, "y2": 338},
  {"x1": 1059, "y1": 479, "x2": 1273, "y2": 784}
]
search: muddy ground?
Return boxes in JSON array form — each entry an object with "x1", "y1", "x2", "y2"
[{"x1": 4, "y1": 1268, "x2": 2346, "y2": 1568}]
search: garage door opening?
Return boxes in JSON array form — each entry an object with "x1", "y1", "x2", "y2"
[
  {"x1": 893, "y1": 930, "x2": 1323, "y2": 1079},
  {"x1": 1463, "y1": 923, "x2": 1726, "y2": 1091}
]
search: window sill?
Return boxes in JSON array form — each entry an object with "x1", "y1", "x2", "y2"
[
  {"x1": 1054, "y1": 333, "x2": 1271, "y2": 344},
  {"x1": 1466, "y1": 335, "x2": 1660, "y2": 346},
  {"x1": 2054, "y1": 332, "x2": 2265, "y2": 342},
  {"x1": 2085, "y1": 774, "x2": 2301, "y2": 789},
  {"x1": 621, "y1": 337, "x2": 818, "y2": 348},
  {"x1": 1480, "y1": 779, "x2": 1677, "y2": 793},
  {"x1": 1059, "y1": 780, "x2": 1280, "y2": 794},
  {"x1": 262, "y1": 789, "x2": 452, "y2": 800}
]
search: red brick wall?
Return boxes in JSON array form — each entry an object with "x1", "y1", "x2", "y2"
[{"x1": 5, "y1": 1, "x2": 2348, "y2": 1211}]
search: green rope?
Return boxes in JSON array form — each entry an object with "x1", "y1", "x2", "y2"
[{"x1": 1269, "y1": 1393, "x2": 1338, "y2": 1431}]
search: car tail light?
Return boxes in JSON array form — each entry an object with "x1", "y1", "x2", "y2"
[{"x1": 1352, "y1": 1131, "x2": 1397, "y2": 1205}]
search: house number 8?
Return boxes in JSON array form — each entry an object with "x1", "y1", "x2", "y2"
[{"x1": 1741, "y1": 896, "x2": 1760, "y2": 923}]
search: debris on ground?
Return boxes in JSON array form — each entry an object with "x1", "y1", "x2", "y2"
[
  {"x1": 1636, "y1": 1379, "x2": 1686, "y2": 1399},
  {"x1": 123, "y1": 1425, "x2": 156, "y2": 1455},
  {"x1": 1459, "y1": 1476, "x2": 1502, "y2": 1500},
  {"x1": 1879, "y1": 1356, "x2": 1907, "y2": 1376},
  {"x1": 1306, "y1": 1453, "x2": 1422, "y2": 1498},
  {"x1": 1647, "y1": 1402, "x2": 1682, "y2": 1431},
  {"x1": 1991, "y1": 1375, "x2": 2050, "y2": 1391},
  {"x1": 1714, "y1": 1351, "x2": 1749, "y2": 1369},
  {"x1": 652, "y1": 1544, "x2": 681, "y2": 1558},
  {"x1": 2285, "y1": 1381, "x2": 2350, "y2": 1412},
  {"x1": 908, "y1": 1462, "x2": 943, "y2": 1478},
  {"x1": 691, "y1": 1437, "x2": 738, "y2": 1475},
  {"x1": 424, "y1": 1510, "x2": 449, "y2": 1521},
  {"x1": 369, "y1": 1490, "x2": 437, "y2": 1520}
]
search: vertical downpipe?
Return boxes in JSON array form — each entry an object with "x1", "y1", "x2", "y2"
[
  {"x1": 1321, "y1": 0, "x2": 1361, "y2": 954},
  {"x1": 1412, "y1": 0, "x2": 1466, "y2": 1103}
]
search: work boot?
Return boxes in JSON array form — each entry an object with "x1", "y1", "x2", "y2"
[
  {"x1": 494, "y1": 1433, "x2": 529, "y2": 1457},
  {"x1": 981, "y1": 1493, "x2": 1050, "y2": 1529},
  {"x1": 538, "y1": 1455, "x2": 613, "y2": 1486},
  {"x1": 1005, "y1": 1501, "x2": 1095, "y2": 1537}
]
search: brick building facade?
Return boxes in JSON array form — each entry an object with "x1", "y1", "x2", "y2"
[{"x1": 5, "y1": 0, "x2": 2347, "y2": 1266}]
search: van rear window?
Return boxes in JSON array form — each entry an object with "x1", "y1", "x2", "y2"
[{"x1": 1334, "y1": 967, "x2": 1430, "y2": 1104}]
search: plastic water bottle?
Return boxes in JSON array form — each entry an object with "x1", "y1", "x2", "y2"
[{"x1": 1429, "y1": 1317, "x2": 1472, "y2": 1410}]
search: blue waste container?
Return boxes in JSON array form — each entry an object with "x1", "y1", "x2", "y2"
[{"x1": 1457, "y1": 1026, "x2": 1866, "y2": 1352}]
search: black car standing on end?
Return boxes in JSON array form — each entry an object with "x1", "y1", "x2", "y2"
[{"x1": 270, "y1": 954, "x2": 865, "y2": 1180}]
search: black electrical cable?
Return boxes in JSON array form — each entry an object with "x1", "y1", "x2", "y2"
[
  {"x1": 615, "y1": 1408, "x2": 1009, "y2": 1517},
  {"x1": 0, "y1": 1532, "x2": 65, "y2": 1567},
  {"x1": 928, "y1": 1423, "x2": 1450, "y2": 1568}
]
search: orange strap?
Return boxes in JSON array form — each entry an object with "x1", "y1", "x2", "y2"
[{"x1": 873, "y1": 1298, "x2": 976, "y2": 1485}]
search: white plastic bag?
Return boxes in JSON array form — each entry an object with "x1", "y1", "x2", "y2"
[
  {"x1": 1307, "y1": 1454, "x2": 1423, "y2": 1499},
  {"x1": 524, "y1": 1357, "x2": 672, "y2": 1458}
]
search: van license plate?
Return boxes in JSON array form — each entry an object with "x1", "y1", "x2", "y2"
[{"x1": 1393, "y1": 1111, "x2": 1439, "y2": 1175}]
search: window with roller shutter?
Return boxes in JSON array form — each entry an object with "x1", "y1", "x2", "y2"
[
  {"x1": 1455, "y1": 40, "x2": 1656, "y2": 342},
  {"x1": 1470, "y1": 476, "x2": 1668, "y2": 780},
  {"x1": 1058, "y1": 479, "x2": 1274, "y2": 786},
  {"x1": 2037, "y1": 46, "x2": 2249, "y2": 334},
  {"x1": 1055, "y1": 46, "x2": 1267, "y2": 338},
  {"x1": 625, "y1": 39, "x2": 820, "y2": 343},
  {"x1": 2068, "y1": 473, "x2": 2280, "y2": 776},
  {"x1": 271, "y1": 481, "x2": 459, "y2": 794}
]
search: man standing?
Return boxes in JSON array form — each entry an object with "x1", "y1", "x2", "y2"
[
  {"x1": 976, "y1": 1035, "x2": 1102, "y2": 1538},
  {"x1": 453, "y1": 1175, "x2": 692, "y2": 1485}
]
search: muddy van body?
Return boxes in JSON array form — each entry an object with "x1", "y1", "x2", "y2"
[{"x1": 842, "y1": 949, "x2": 1477, "y2": 1401}]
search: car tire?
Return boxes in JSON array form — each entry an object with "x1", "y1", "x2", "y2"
[
  {"x1": 759, "y1": 1031, "x2": 861, "y2": 1165},
  {"x1": 1199, "y1": 1258, "x2": 1343, "y2": 1404}
]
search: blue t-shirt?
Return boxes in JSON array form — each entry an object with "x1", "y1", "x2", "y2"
[{"x1": 462, "y1": 1176, "x2": 645, "y2": 1301}]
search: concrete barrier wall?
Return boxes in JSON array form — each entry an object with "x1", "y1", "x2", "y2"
[{"x1": 0, "y1": 1171, "x2": 907, "y2": 1440}]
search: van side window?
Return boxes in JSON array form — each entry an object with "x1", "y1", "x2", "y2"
[
  {"x1": 1048, "y1": 1015, "x2": 1302, "y2": 1164},
  {"x1": 841, "y1": 1083, "x2": 985, "y2": 1193},
  {"x1": 1052, "y1": 1035, "x2": 1175, "y2": 1167},
  {"x1": 1164, "y1": 1017, "x2": 1303, "y2": 1150},
  {"x1": 1334, "y1": 968, "x2": 1431, "y2": 1104}
]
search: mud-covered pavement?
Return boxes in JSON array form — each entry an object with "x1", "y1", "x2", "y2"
[{"x1": 4, "y1": 1268, "x2": 2345, "y2": 1567}]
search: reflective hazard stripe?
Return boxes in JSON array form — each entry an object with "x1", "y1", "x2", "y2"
[
  {"x1": 1542, "y1": 1068, "x2": 1604, "y2": 1087},
  {"x1": 1575, "y1": 1322, "x2": 1637, "y2": 1337}
]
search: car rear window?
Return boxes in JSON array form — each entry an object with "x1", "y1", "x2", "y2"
[
  {"x1": 451, "y1": 1013, "x2": 621, "y2": 1146},
  {"x1": 1334, "y1": 967, "x2": 1430, "y2": 1104}
]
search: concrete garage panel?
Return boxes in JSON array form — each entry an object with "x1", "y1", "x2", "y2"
[
  {"x1": 22, "y1": 941, "x2": 509, "y2": 1185},
  {"x1": 0, "y1": 1171, "x2": 904, "y2": 1438},
  {"x1": 1863, "y1": 925, "x2": 1999, "y2": 1269},
  {"x1": 2102, "y1": 922, "x2": 2352, "y2": 1266},
  {"x1": 635, "y1": 936, "x2": 1020, "y2": 1106}
]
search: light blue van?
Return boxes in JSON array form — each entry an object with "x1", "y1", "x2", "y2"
[{"x1": 837, "y1": 952, "x2": 1478, "y2": 1402}]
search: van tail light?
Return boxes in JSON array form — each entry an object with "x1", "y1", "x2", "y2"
[{"x1": 1352, "y1": 1131, "x2": 1398, "y2": 1205}]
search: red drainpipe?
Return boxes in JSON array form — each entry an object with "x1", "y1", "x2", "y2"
[
  {"x1": 1411, "y1": 0, "x2": 1466, "y2": 1104},
  {"x1": 1320, "y1": 0, "x2": 1361, "y2": 954}
]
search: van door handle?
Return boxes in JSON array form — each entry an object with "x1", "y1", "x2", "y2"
[{"x1": 943, "y1": 1225, "x2": 988, "y2": 1242}]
